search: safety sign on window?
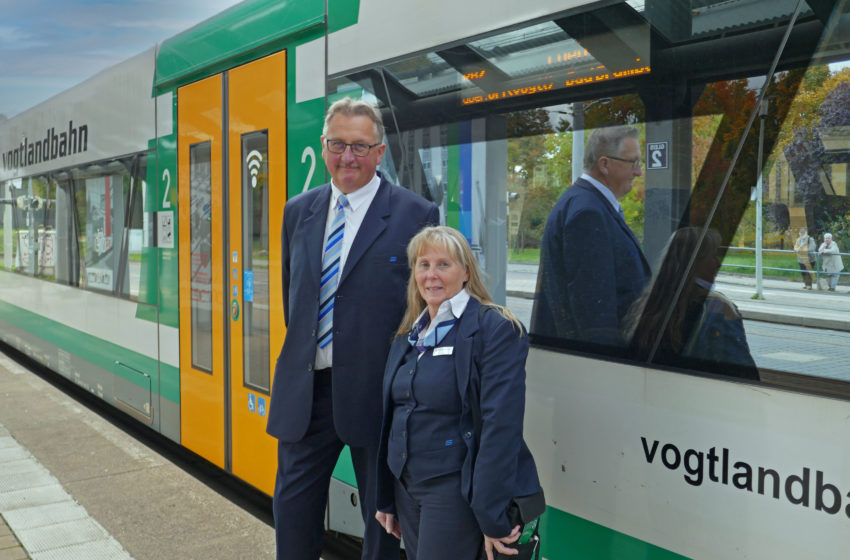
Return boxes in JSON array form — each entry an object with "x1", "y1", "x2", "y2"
[{"x1": 647, "y1": 142, "x2": 668, "y2": 170}]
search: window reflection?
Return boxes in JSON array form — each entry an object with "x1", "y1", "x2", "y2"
[
  {"x1": 624, "y1": 227, "x2": 759, "y2": 379},
  {"x1": 532, "y1": 125, "x2": 650, "y2": 347},
  {"x1": 241, "y1": 130, "x2": 270, "y2": 392},
  {"x1": 329, "y1": 0, "x2": 850, "y2": 388},
  {"x1": 190, "y1": 142, "x2": 213, "y2": 373},
  {"x1": 0, "y1": 157, "x2": 146, "y2": 300}
]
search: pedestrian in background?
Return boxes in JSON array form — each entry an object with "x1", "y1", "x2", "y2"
[
  {"x1": 794, "y1": 227, "x2": 816, "y2": 290},
  {"x1": 818, "y1": 233, "x2": 844, "y2": 292}
]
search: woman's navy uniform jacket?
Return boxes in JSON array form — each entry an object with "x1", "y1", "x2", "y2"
[{"x1": 375, "y1": 297, "x2": 541, "y2": 537}]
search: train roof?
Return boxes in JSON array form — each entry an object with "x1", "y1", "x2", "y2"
[{"x1": 154, "y1": 0, "x2": 326, "y2": 93}]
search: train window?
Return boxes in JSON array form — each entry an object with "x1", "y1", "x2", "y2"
[
  {"x1": 190, "y1": 142, "x2": 213, "y2": 374},
  {"x1": 241, "y1": 130, "x2": 271, "y2": 393},
  {"x1": 46, "y1": 172, "x2": 81, "y2": 288},
  {"x1": 1, "y1": 156, "x2": 147, "y2": 301},
  {"x1": 0, "y1": 177, "x2": 52, "y2": 277},
  {"x1": 1, "y1": 180, "x2": 16, "y2": 271},
  {"x1": 329, "y1": 0, "x2": 850, "y2": 391},
  {"x1": 0, "y1": 181, "x2": 7, "y2": 269}
]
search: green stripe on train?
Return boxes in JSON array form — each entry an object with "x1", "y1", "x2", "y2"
[
  {"x1": 331, "y1": 445, "x2": 686, "y2": 560},
  {"x1": 541, "y1": 507, "x2": 688, "y2": 559},
  {"x1": 332, "y1": 446, "x2": 357, "y2": 487},
  {"x1": 0, "y1": 300, "x2": 179, "y2": 404}
]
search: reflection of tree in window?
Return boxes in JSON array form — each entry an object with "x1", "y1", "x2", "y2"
[{"x1": 507, "y1": 108, "x2": 554, "y2": 251}]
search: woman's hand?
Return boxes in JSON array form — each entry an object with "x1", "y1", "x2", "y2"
[
  {"x1": 374, "y1": 511, "x2": 402, "y2": 540},
  {"x1": 483, "y1": 525, "x2": 521, "y2": 560}
]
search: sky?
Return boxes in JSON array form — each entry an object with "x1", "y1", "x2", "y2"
[{"x1": 0, "y1": 0, "x2": 245, "y2": 119}]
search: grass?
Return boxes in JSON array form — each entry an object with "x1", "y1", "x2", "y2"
[
  {"x1": 509, "y1": 247, "x2": 540, "y2": 263},
  {"x1": 721, "y1": 250, "x2": 808, "y2": 280},
  {"x1": 508, "y1": 245, "x2": 816, "y2": 283}
]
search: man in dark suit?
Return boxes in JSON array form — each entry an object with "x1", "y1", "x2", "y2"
[
  {"x1": 532, "y1": 125, "x2": 650, "y2": 346},
  {"x1": 266, "y1": 98, "x2": 439, "y2": 560}
]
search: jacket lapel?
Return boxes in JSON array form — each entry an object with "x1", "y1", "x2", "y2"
[
  {"x1": 297, "y1": 185, "x2": 331, "y2": 286},
  {"x1": 454, "y1": 298, "x2": 481, "y2": 402},
  {"x1": 339, "y1": 179, "x2": 390, "y2": 285}
]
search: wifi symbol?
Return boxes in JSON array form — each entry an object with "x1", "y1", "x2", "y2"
[{"x1": 247, "y1": 150, "x2": 264, "y2": 188}]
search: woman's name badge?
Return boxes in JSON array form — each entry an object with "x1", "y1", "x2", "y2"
[{"x1": 432, "y1": 346, "x2": 454, "y2": 356}]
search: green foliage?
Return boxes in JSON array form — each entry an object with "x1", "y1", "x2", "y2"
[
  {"x1": 584, "y1": 94, "x2": 644, "y2": 128},
  {"x1": 816, "y1": 208, "x2": 850, "y2": 248},
  {"x1": 507, "y1": 110, "x2": 561, "y2": 249},
  {"x1": 506, "y1": 108, "x2": 554, "y2": 180},
  {"x1": 721, "y1": 249, "x2": 801, "y2": 279},
  {"x1": 508, "y1": 247, "x2": 540, "y2": 263}
]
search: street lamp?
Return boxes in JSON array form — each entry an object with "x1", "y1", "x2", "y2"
[{"x1": 755, "y1": 98, "x2": 768, "y2": 299}]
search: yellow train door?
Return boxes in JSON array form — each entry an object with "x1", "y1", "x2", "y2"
[{"x1": 178, "y1": 51, "x2": 286, "y2": 494}]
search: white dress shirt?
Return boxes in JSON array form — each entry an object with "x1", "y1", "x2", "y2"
[
  {"x1": 417, "y1": 289, "x2": 470, "y2": 340},
  {"x1": 315, "y1": 173, "x2": 382, "y2": 370},
  {"x1": 582, "y1": 172, "x2": 623, "y2": 215},
  {"x1": 412, "y1": 288, "x2": 470, "y2": 359}
]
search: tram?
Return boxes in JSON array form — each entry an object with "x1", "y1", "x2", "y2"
[{"x1": 2, "y1": 0, "x2": 849, "y2": 557}]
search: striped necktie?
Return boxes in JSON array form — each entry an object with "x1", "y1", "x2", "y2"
[{"x1": 317, "y1": 194, "x2": 349, "y2": 349}]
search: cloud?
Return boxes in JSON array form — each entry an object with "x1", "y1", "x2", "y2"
[
  {"x1": 0, "y1": 0, "x2": 243, "y2": 117},
  {"x1": 0, "y1": 24, "x2": 47, "y2": 49}
]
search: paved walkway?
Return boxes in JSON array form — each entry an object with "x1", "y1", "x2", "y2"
[
  {"x1": 0, "y1": 352, "x2": 275, "y2": 560},
  {"x1": 0, "y1": 421, "x2": 132, "y2": 560},
  {"x1": 1, "y1": 514, "x2": 28, "y2": 560},
  {"x1": 506, "y1": 264, "x2": 850, "y2": 331}
]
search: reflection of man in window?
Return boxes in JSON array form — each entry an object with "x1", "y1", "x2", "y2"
[{"x1": 532, "y1": 125, "x2": 649, "y2": 345}]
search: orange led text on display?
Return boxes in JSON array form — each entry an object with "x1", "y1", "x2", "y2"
[
  {"x1": 547, "y1": 49, "x2": 590, "y2": 64},
  {"x1": 461, "y1": 83, "x2": 555, "y2": 105}
]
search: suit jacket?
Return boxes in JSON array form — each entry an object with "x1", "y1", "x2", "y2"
[
  {"x1": 532, "y1": 178, "x2": 650, "y2": 345},
  {"x1": 376, "y1": 298, "x2": 541, "y2": 537},
  {"x1": 266, "y1": 175, "x2": 439, "y2": 446}
]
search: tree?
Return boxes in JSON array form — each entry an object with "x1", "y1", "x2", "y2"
[
  {"x1": 507, "y1": 109, "x2": 556, "y2": 248},
  {"x1": 819, "y1": 78, "x2": 850, "y2": 127},
  {"x1": 584, "y1": 93, "x2": 644, "y2": 128},
  {"x1": 506, "y1": 108, "x2": 554, "y2": 180}
]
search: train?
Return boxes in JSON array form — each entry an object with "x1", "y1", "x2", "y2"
[{"x1": 2, "y1": 0, "x2": 849, "y2": 557}]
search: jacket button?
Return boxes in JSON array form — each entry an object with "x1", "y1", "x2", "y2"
[
  {"x1": 311, "y1": 329, "x2": 316, "y2": 337},
  {"x1": 307, "y1": 363, "x2": 313, "y2": 371},
  {"x1": 464, "y1": 431, "x2": 473, "y2": 439}
]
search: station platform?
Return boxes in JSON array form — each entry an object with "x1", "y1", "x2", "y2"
[
  {"x1": 0, "y1": 352, "x2": 275, "y2": 559},
  {"x1": 506, "y1": 264, "x2": 850, "y2": 332}
]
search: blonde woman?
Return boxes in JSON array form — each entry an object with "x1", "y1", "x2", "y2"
[{"x1": 374, "y1": 226, "x2": 541, "y2": 560}]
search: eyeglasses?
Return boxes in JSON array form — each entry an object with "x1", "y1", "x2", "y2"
[
  {"x1": 606, "y1": 155, "x2": 642, "y2": 170},
  {"x1": 325, "y1": 139, "x2": 381, "y2": 157}
]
